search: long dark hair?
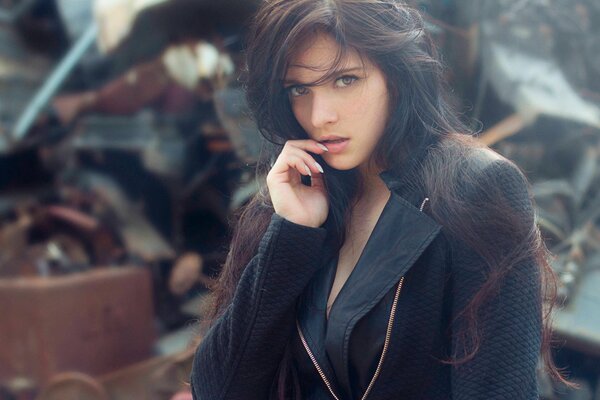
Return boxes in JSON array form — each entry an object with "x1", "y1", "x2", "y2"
[{"x1": 203, "y1": 0, "x2": 573, "y2": 397}]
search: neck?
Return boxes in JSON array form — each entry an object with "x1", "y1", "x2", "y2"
[{"x1": 356, "y1": 161, "x2": 389, "y2": 205}]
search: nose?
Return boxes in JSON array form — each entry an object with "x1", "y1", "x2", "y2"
[{"x1": 310, "y1": 92, "x2": 338, "y2": 128}]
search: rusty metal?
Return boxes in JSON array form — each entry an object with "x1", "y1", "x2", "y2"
[
  {"x1": 0, "y1": 202, "x2": 125, "y2": 276},
  {"x1": 168, "y1": 252, "x2": 209, "y2": 296},
  {"x1": 0, "y1": 209, "x2": 34, "y2": 277},
  {"x1": 35, "y1": 372, "x2": 109, "y2": 400},
  {"x1": 169, "y1": 391, "x2": 193, "y2": 400},
  {"x1": 57, "y1": 170, "x2": 175, "y2": 263},
  {"x1": 97, "y1": 0, "x2": 259, "y2": 73},
  {"x1": 32, "y1": 347, "x2": 197, "y2": 400},
  {"x1": 100, "y1": 348, "x2": 194, "y2": 400},
  {"x1": 479, "y1": 113, "x2": 527, "y2": 146},
  {"x1": 0, "y1": 267, "x2": 155, "y2": 389},
  {"x1": 53, "y1": 60, "x2": 169, "y2": 124},
  {"x1": 37, "y1": 204, "x2": 112, "y2": 269}
]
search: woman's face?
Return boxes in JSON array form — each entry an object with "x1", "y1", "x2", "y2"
[{"x1": 284, "y1": 32, "x2": 390, "y2": 173}]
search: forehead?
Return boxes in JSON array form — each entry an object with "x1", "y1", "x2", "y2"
[{"x1": 285, "y1": 32, "x2": 366, "y2": 79}]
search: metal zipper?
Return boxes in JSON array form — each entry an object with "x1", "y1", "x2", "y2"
[
  {"x1": 296, "y1": 318, "x2": 342, "y2": 400},
  {"x1": 419, "y1": 197, "x2": 430, "y2": 212},
  {"x1": 296, "y1": 196, "x2": 428, "y2": 399},
  {"x1": 296, "y1": 276, "x2": 405, "y2": 400}
]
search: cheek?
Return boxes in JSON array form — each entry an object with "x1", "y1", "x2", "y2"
[
  {"x1": 290, "y1": 101, "x2": 309, "y2": 128},
  {"x1": 345, "y1": 97, "x2": 369, "y2": 115},
  {"x1": 348, "y1": 88, "x2": 389, "y2": 129},
  {"x1": 372, "y1": 92, "x2": 390, "y2": 124}
]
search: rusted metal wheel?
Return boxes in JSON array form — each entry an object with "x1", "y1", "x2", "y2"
[{"x1": 36, "y1": 372, "x2": 109, "y2": 400}]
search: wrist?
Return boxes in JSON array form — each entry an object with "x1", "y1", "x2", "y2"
[{"x1": 276, "y1": 213, "x2": 321, "y2": 229}]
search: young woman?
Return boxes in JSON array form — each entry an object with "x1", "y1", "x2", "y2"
[{"x1": 190, "y1": 1, "x2": 571, "y2": 399}]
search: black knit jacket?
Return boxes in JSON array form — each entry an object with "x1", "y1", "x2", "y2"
[{"x1": 190, "y1": 155, "x2": 543, "y2": 400}]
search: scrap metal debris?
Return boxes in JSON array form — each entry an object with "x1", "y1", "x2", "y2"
[{"x1": 0, "y1": 0, "x2": 599, "y2": 399}]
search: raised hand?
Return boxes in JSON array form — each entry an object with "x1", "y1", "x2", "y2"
[{"x1": 266, "y1": 140, "x2": 330, "y2": 228}]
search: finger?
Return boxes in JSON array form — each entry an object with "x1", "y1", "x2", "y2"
[
  {"x1": 269, "y1": 153, "x2": 313, "y2": 184},
  {"x1": 284, "y1": 139, "x2": 329, "y2": 155},
  {"x1": 285, "y1": 147, "x2": 325, "y2": 176}
]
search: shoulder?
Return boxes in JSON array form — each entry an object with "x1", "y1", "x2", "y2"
[
  {"x1": 431, "y1": 132, "x2": 517, "y2": 175},
  {"x1": 427, "y1": 133, "x2": 533, "y2": 214},
  {"x1": 423, "y1": 135, "x2": 536, "y2": 265}
]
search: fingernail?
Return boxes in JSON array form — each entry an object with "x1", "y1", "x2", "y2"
[
  {"x1": 314, "y1": 161, "x2": 324, "y2": 173},
  {"x1": 304, "y1": 164, "x2": 312, "y2": 177},
  {"x1": 317, "y1": 143, "x2": 329, "y2": 152}
]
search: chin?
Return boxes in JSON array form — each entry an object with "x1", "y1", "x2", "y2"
[{"x1": 322, "y1": 157, "x2": 359, "y2": 171}]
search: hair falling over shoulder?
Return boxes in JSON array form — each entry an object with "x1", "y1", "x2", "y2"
[{"x1": 202, "y1": 0, "x2": 575, "y2": 396}]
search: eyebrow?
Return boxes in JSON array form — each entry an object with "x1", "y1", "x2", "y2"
[{"x1": 283, "y1": 66, "x2": 364, "y2": 86}]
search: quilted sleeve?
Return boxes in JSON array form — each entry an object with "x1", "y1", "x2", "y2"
[
  {"x1": 449, "y1": 160, "x2": 543, "y2": 399},
  {"x1": 190, "y1": 212, "x2": 328, "y2": 400}
]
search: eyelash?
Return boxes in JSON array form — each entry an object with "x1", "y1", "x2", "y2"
[
  {"x1": 335, "y1": 75, "x2": 358, "y2": 88},
  {"x1": 286, "y1": 75, "x2": 359, "y2": 97}
]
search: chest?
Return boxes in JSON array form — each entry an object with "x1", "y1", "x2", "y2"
[
  {"x1": 326, "y1": 192, "x2": 391, "y2": 319},
  {"x1": 293, "y1": 229, "x2": 451, "y2": 400},
  {"x1": 294, "y1": 188, "x2": 448, "y2": 399}
]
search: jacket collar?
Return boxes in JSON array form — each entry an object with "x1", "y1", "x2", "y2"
[
  {"x1": 378, "y1": 168, "x2": 406, "y2": 191},
  {"x1": 297, "y1": 168, "x2": 442, "y2": 396}
]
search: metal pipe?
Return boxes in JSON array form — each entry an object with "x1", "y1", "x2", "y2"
[{"x1": 11, "y1": 23, "x2": 98, "y2": 142}]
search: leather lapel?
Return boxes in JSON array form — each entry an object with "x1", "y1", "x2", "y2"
[
  {"x1": 295, "y1": 169, "x2": 442, "y2": 397},
  {"x1": 296, "y1": 250, "x2": 340, "y2": 393},
  {"x1": 325, "y1": 181, "x2": 442, "y2": 393}
]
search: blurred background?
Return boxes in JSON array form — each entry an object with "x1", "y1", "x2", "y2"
[{"x1": 0, "y1": 0, "x2": 599, "y2": 399}]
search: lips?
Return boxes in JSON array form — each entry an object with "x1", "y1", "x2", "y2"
[
  {"x1": 319, "y1": 135, "x2": 347, "y2": 143},
  {"x1": 319, "y1": 137, "x2": 349, "y2": 153}
]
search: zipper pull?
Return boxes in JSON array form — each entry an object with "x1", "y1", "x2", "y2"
[{"x1": 419, "y1": 197, "x2": 430, "y2": 213}]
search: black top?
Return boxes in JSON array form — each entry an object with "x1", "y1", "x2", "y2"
[
  {"x1": 190, "y1": 156, "x2": 542, "y2": 400},
  {"x1": 295, "y1": 246, "x2": 390, "y2": 399}
]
